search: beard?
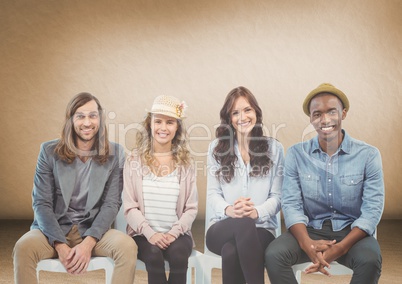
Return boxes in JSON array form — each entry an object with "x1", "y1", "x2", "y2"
[{"x1": 74, "y1": 127, "x2": 99, "y2": 145}]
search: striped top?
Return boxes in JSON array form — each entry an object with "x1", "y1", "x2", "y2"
[{"x1": 142, "y1": 169, "x2": 180, "y2": 233}]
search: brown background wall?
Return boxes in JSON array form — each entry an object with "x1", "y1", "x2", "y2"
[{"x1": 1, "y1": 0, "x2": 401, "y2": 220}]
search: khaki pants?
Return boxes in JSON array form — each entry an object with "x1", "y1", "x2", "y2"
[{"x1": 13, "y1": 226, "x2": 137, "y2": 284}]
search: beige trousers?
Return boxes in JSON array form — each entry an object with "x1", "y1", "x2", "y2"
[{"x1": 13, "y1": 226, "x2": 137, "y2": 284}]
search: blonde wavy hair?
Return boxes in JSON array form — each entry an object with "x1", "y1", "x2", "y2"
[{"x1": 135, "y1": 113, "x2": 191, "y2": 168}]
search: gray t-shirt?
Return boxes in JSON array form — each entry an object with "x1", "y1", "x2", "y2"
[{"x1": 66, "y1": 157, "x2": 92, "y2": 224}]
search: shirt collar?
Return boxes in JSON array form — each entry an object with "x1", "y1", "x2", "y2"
[
  {"x1": 311, "y1": 129, "x2": 350, "y2": 154},
  {"x1": 339, "y1": 129, "x2": 351, "y2": 154},
  {"x1": 312, "y1": 136, "x2": 321, "y2": 153}
]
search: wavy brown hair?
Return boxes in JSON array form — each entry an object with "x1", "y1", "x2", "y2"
[
  {"x1": 135, "y1": 113, "x2": 191, "y2": 168},
  {"x1": 214, "y1": 86, "x2": 272, "y2": 183},
  {"x1": 54, "y1": 92, "x2": 109, "y2": 164}
]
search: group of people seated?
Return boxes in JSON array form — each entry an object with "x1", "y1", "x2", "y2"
[{"x1": 13, "y1": 83, "x2": 384, "y2": 284}]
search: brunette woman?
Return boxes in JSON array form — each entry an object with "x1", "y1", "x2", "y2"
[{"x1": 206, "y1": 86, "x2": 284, "y2": 284}]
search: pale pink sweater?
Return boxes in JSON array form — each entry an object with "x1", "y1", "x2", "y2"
[{"x1": 122, "y1": 152, "x2": 198, "y2": 246}]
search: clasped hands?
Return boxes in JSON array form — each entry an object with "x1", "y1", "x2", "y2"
[
  {"x1": 225, "y1": 197, "x2": 258, "y2": 219},
  {"x1": 54, "y1": 236, "x2": 96, "y2": 275},
  {"x1": 149, "y1": 233, "x2": 176, "y2": 249},
  {"x1": 303, "y1": 238, "x2": 346, "y2": 277}
]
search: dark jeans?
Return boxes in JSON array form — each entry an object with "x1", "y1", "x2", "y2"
[
  {"x1": 265, "y1": 220, "x2": 382, "y2": 284},
  {"x1": 206, "y1": 217, "x2": 275, "y2": 284},
  {"x1": 134, "y1": 234, "x2": 193, "y2": 284}
]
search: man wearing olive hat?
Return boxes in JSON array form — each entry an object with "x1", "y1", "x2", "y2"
[{"x1": 265, "y1": 83, "x2": 384, "y2": 284}]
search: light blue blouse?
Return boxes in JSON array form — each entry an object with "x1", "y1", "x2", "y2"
[{"x1": 207, "y1": 138, "x2": 284, "y2": 235}]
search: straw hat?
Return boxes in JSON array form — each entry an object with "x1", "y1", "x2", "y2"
[
  {"x1": 303, "y1": 83, "x2": 349, "y2": 116},
  {"x1": 149, "y1": 95, "x2": 187, "y2": 119}
]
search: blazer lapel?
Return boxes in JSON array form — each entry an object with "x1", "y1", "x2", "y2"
[
  {"x1": 85, "y1": 162, "x2": 107, "y2": 212},
  {"x1": 56, "y1": 160, "x2": 77, "y2": 208}
]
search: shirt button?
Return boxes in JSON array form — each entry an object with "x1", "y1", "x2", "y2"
[
  {"x1": 351, "y1": 180, "x2": 354, "y2": 184},
  {"x1": 329, "y1": 193, "x2": 332, "y2": 196},
  {"x1": 328, "y1": 179, "x2": 331, "y2": 182},
  {"x1": 330, "y1": 206, "x2": 333, "y2": 208}
]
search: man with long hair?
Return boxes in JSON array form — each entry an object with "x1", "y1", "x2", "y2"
[{"x1": 13, "y1": 93, "x2": 137, "y2": 284}]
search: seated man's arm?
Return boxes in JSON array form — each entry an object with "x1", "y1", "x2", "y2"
[
  {"x1": 307, "y1": 147, "x2": 384, "y2": 274},
  {"x1": 282, "y1": 147, "x2": 334, "y2": 275},
  {"x1": 33, "y1": 142, "x2": 68, "y2": 246}
]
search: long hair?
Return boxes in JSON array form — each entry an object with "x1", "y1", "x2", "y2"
[
  {"x1": 135, "y1": 113, "x2": 191, "y2": 168},
  {"x1": 214, "y1": 86, "x2": 272, "y2": 183},
  {"x1": 54, "y1": 92, "x2": 109, "y2": 164}
]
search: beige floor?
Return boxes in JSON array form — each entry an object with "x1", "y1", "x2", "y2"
[{"x1": 1, "y1": 219, "x2": 401, "y2": 283}]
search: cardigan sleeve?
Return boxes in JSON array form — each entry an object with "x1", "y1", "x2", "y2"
[
  {"x1": 168, "y1": 164, "x2": 198, "y2": 238},
  {"x1": 122, "y1": 153, "x2": 156, "y2": 241}
]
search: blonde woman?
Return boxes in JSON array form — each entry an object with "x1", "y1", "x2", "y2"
[{"x1": 123, "y1": 95, "x2": 198, "y2": 284}]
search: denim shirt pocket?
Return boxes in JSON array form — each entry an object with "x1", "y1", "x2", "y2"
[
  {"x1": 300, "y1": 173, "x2": 320, "y2": 200},
  {"x1": 340, "y1": 174, "x2": 364, "y2": 213}
]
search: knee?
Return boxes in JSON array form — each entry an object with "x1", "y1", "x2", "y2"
[
  {"x1": 124, "y1": 236, "x2": 138, "y2": 255},
  {"x1": 168, "y1": 248, "x2": 189, "y2": 265},
  {"x1": 110, "y1": 231, "x2": 137, "y2": 263},
  {"x1": 353, "y1": 249, "x2": 382, "y2": 271},
  {"x1": 235, "y1": 217, "x2": 256, "y2": 230},
  {"x1": 167, "y1": 252, "x2": 188, "y2": 268},
  {"x1": 13, "y1": 233, "x2": 46, "y2": 268},
  {"x1": 264, "y1": 239, "x2": 287, "y2": 268},
  {"x1": 13, "y1": 238, "x2": 25, "y2": 257},
  {"x1": 221, "y1": 242, "x2": 238, "y2": 261},
  {"x1": 13, "y1": 235, "x2": 34, "y2": 259},
  {"x1": 264, "y1": 244, "x2": 275, "y2": 266},
  {"x1": 228, "y1": 218, "x2": 257, "y2": 237},
  {"x1": 350, "y1": 237, "x2": 381, "y2": 269},
  {"x1": 144, "y1": 247, "x2": 165, "y2": 267},
  {"x1": 265, "y1": 238, "x2": 282, "y2": 257}
]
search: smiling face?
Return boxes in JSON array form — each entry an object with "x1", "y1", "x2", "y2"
[
  {"x1": 151, "y1": 113, "x2": 178, "y2": 149},
  {"x1": 230, "y1": 96, "x2": 257, "y2": 137},
  {"x1": 72, "y1": 99, "x2": 100, "y2": 149},
  {"x1": 309, "y1": 93, "x2": 347, "y2": 147}
]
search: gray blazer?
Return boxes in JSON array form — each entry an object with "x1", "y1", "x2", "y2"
[{"x1": 30, "y1": 139, "x2": 125, "y2": 246}]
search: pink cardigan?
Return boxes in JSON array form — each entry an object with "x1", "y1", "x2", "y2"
[{"x1": 122, "y1": 152, "x2": 198, "y2": 246}]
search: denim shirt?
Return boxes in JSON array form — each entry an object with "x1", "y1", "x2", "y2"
[
  {"x1": 282, "y1": 130, "x2": 384, "y2": 236},
  {"x1": 207, "y1": 138, "x2": 284, "y2": 235}
]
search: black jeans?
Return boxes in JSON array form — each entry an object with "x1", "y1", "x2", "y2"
[
  {"x1": 134, "y1": 234, "x2": 193, "y2": 284},
  {"x1": 206, "y1": 217, "x2": 275, "y2": 284},
  {"x1": 265, "y1": 220, "x2": 382, "y2": 284}
]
